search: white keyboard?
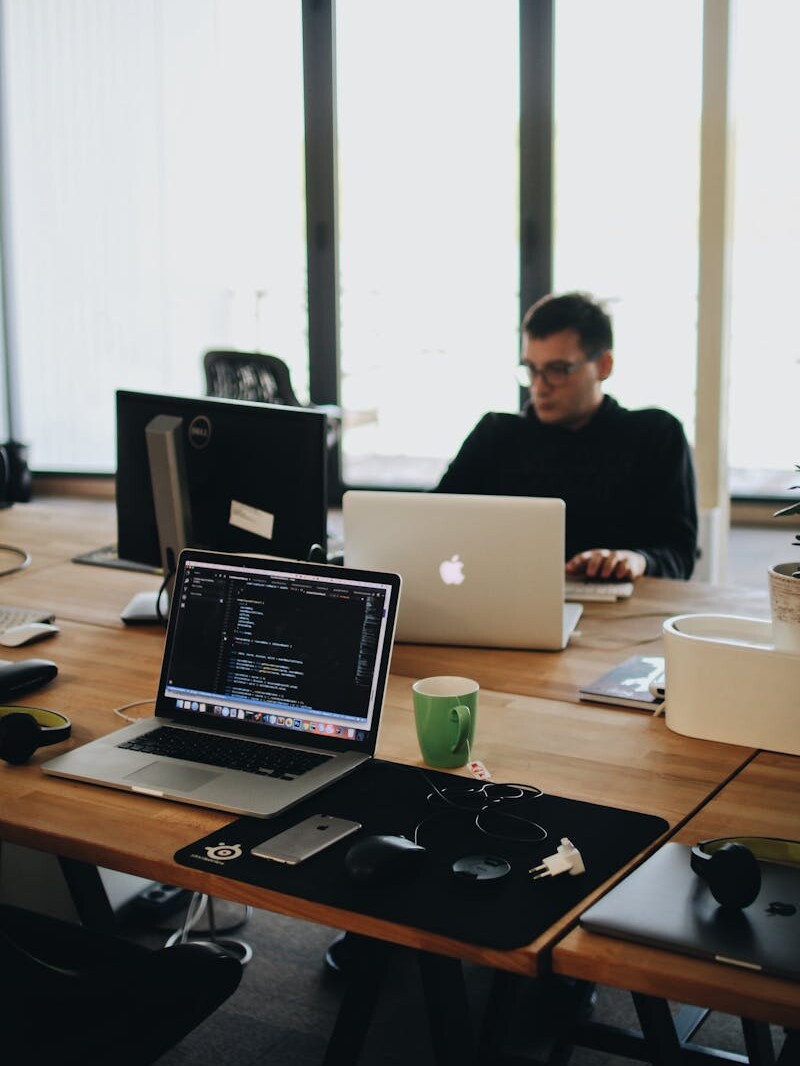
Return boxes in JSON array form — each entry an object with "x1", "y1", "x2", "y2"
[
  {"x1": 0, "y1": 605, "x2": 55, "y2": 633},
  {"x1": 564, "y1": 580, "x2": 634, "y2": 603}
]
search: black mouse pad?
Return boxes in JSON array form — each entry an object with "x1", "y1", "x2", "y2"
[{"x1": 174, "y1": 759, "x2": 668, "y2": 950}]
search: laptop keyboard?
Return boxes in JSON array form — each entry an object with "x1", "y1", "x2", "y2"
[
  {"x1": 0, "y1": 605, "x2": 54, "y2": 633},
  {"x1": 119, "y1": 727, "x2": 331, "y2": 780}
]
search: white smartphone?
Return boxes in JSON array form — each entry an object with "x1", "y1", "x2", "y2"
[{"x1": 251, "y1": 814, "x2": 362, "y2": 865}]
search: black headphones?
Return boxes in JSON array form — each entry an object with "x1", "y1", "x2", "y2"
[
  {"x1": 0, "y1": 705, "x2": 71, "y2": 765},
  {"x1": 690, "y1": 836, "x2": 800, "y2": 909},
  {"x1": 0, "y1": 440, "x2": 32, "y2": 508}
]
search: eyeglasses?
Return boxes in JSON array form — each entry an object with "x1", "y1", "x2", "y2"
[{"x1": 515, "y1": 354, "x2": 599, "y2": 389}]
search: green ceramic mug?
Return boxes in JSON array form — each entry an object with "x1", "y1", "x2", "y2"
[{"x1": 411, "y1": 675, "x2": 479, "y2": 769}]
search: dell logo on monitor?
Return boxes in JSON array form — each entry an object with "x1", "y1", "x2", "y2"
[{"x1": 188, "y1": 416, "x2": 212, "y2": 449}]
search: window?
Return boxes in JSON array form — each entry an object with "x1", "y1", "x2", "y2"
[
  {"x1": 335, "y1": 0, "x2": 520, "y2": 488},
  {"x1": 552, "y1": 0, "x2": 702, "y2": 442},
  {"x1": 3, "y1": 1, "x2": 783, "y2": 507},
  {"x1": 727, "y1": 0, "x2": 800, "y2": 497},
  {"x1": 3, "y1": 0, "x2": 306, "y2": 472}
]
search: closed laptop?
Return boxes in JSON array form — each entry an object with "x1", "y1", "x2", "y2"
[{"x1": 581, "y1": 842, "x2": 800, "y2": 981}]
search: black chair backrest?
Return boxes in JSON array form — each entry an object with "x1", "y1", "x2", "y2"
[
  {"x1": 203, "y1": 350, "x2": 302, "y2": 408},
  {"x1": 1, "y1": 903, "x2": 242, "y2": 1065}
]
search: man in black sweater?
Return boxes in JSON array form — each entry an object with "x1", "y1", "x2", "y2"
[{"x1": 436, "y1": 291, "x2": 698, "y2": 580}]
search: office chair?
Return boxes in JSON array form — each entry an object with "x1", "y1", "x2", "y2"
[
  {"x1": 202, "y1": 349, "x2": 342, "y2": 451},
  {"x1": 165, "y1": 891, "x2": 254, "y2": 965},
  {"x1": 203, "y1": 349, "x2": 304, "y2": 407},
  {"x1": 0, "y1": 902, "x2": 242, "y2": 1065}
]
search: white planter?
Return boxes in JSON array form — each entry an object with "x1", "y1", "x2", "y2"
[
  {"x1": 663, "y1": 613, "x2": 800, "y2": 755},
  {"x1": 768, "y1": 562, "x2": 800, "y2": 654}
]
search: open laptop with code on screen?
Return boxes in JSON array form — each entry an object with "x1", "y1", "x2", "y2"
[
  {"x1": 43, "y1": 549, "x2": 401, "y2": 818},
  {"x1": 343, "y1": 491, "x2": 581, "y2": 651}
]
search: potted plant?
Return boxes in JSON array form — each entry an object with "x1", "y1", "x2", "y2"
[{"x1": 769, "y1": 465, "x2": 800, "y2": 652}]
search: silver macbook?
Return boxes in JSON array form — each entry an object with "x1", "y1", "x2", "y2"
[
  {"x1": 343, "y1": 491, "x2": 581, "y2": 651},
  {"x1": 43, "y1": 549, "x2": 401, "y2": 818},
  {"x1": 581, "y1": 842, "x2": 800, "y2": 981}
]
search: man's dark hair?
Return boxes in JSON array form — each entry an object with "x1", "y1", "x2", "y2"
[{"x1": 522, "y1": 291, "x2": 613, "y2": 355}]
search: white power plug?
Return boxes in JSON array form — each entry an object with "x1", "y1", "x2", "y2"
[{"x1": 529, "y1": 837, "x2": 586, "y2": 880}]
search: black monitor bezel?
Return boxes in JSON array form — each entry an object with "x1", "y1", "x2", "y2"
[{"x1": 115, "y1": 389, "x2": 328, "y2": 568}]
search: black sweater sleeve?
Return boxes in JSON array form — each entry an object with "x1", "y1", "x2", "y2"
[
  {"x1": 435, "y1": 404, "x2": 698, "y2": 580},
  {"x1": 626, "y1": 412, "x2": 698, "y2": 579}
]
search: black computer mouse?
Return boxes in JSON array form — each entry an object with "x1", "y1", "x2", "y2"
[
  {"x1": 0, "y1": 658, "x2": 58, "y2": 701},
  {"x1": 344, "y1": 834, "x2": 427, "y2": 886}
]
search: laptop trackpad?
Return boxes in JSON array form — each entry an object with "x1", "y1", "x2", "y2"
[{"x1": 125, "y1": 762, "x2": 220, "y2": 791}]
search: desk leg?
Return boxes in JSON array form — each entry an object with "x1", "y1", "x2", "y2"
[
  {"x1": 58, "y1": 857, "x2": 115, "y2": 932},
  {"x1": 322, "y1": 934, "x2": 390, "y2": 1066},
  {"x1": 776, "y1": 1029, "x2": 798, "y2": 1066},
  {"x1": 476, "y1": 970, "x2": 518, "y2": 1058},
  {"x1": 741, "y1": 1017, "x2": 776, "y2": 1066},
  {"x1": 631, "y1": 992, "x2": 683, "y2": 1066},
  {"x1": 417, "y1": 951, "x2": 475, "y2": 1066}
]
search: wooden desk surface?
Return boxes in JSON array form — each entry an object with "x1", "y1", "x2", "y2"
[
  {"x1": 392, "y1": 575, "x2": 770, "y2": 702},
  {"x1": 0, "y1": 495, "x2": 784, "y2": 992},
  {"x1": 0, "y1": 496, "x2": 161, "y2": 627},
  {"x1": 2, "y1": 498, "x2": 771, "y2": 701},
  {"x1": 1, "y1": 493, "x2": 118, "y2": 568},
  {"x1": 0, "y1": 611, "x2": 755, "y2": 978},
  {"x1": 552, "y1": 752, "x2": 800, "y2": 1027}
]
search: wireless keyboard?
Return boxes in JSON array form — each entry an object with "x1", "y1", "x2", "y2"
[{"x1": 564, "y1": 580, "x2": 634, "y2": 603}]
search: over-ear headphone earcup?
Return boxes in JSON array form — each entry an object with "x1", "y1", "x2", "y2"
[
  {"x1": 8, "y1": 441, "x2": 32, "y2": 503},
  {"x1": 0, "y1": 441, "x2": 32, "y2": 505},
  {"x1": 0, "y1": 711, "x2": 41, "y2": 765},
  {"x1": 0, "y1": 445, "x2": 8, "y2": 507},
  {"x1": 703, "y1": 842, "x2": 761, "y2": 909}
]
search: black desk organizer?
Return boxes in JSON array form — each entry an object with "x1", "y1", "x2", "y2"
[{"x1": 175, "y1": 759, "x2": 667, "y2": 950}]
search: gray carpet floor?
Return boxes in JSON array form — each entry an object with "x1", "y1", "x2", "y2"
[{"x1": 120, "y1": 896, "x2": 782, "y2": 1065}]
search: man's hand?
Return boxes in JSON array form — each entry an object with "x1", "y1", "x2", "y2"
[{"x1": 565, "y1": 549, "x2": 647, "y2": 582}]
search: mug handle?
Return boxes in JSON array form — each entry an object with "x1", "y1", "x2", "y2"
[{"x1": 449, "y1": 704, "x2": 471, "y2": 754}]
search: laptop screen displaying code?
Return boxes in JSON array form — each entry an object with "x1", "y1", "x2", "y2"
[{"x1": 161, "y1": 559, "x2": 394, "y2": 737}]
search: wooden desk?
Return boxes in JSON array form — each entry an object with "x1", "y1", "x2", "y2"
[
  {"x1": 552, "y1": 752, "x2": 800, "y2": 1029},
  {"x1": 1, "y1": 493, "x2": 118, "y2": 569},
  {"x1": 0, "y1": 496, "x2": 162, "y2": 628},
  {"x1": 2, "y1": 498, "x2": 771, "y2": 695},
  {"x1": 1, "y1": 494, "x2": 792, "y2": 1060},
  {"x1": 392, "y1": 576, "x2": 770, "y2": 703},
  {"x1": 0, "y1": 611, "x2": 756, "y2": 978}
]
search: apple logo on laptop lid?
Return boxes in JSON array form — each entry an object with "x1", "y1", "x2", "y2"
[{"x1": 439, "y1": 554, "x2": 465, "y2": 586}]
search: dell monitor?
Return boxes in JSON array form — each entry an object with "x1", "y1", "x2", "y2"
[{"x1": 115, "y1": 390, "x2": 328, "y2": 576}]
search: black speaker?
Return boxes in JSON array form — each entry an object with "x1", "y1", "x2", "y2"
[
  {"x1": 0, "y1": 440, "x2": 32, "y2": 508},
  {"x1": 690, "y1": 836, "x2": 800, "y2": 909},
  {"x1": 0, "y1": 706, "x2": 71, "y2": 765}
]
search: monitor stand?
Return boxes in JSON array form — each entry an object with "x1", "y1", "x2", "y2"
[
  {"x1": 120, "y1": 588, "x2": 170, "y2": 625},
  {"x1": 72, "y1": 544, "x2": 162, "y2": 575},
  {"x1": 119, "y1": 414, "x2": 191, "y2": 625}
]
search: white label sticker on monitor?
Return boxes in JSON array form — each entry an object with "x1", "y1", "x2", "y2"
[{"x1": 229, "y1": 500, "x2": 275, "y2": 540}]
